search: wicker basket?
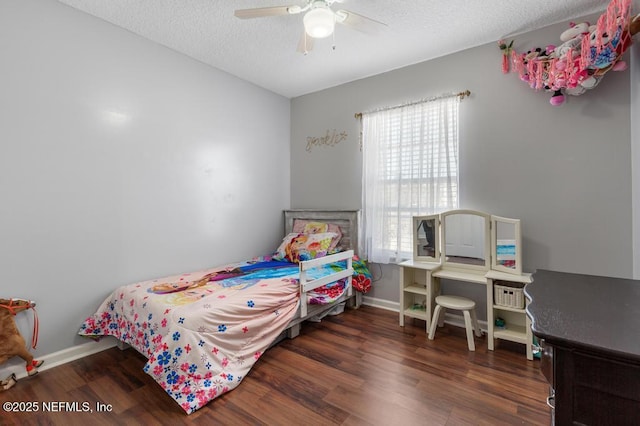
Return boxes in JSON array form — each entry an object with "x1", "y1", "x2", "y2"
[{"x1": 494, "y1": 282, "x2": 525, "y2": 309}]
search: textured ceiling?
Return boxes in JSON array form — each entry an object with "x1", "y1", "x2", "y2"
[{"x1": 56, "y1": 0, "x2": 607, "y2": 98}]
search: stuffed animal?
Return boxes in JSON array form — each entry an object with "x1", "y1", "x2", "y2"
[
  {"x1": 549, "y1": 89, "x2": 565, "y2": 106},
  {"x1": 0, "y1": 373, "x2": 17, "y2": 391},
  {"x1": 0, "y1": 298, "x2": 43, "y2": 382},
  {"x1": 547, "y1": 20, "x2": 612, "y2": 104},
  {"x1": 559, "y1": 21, "x2": 591, "y2": 42}
]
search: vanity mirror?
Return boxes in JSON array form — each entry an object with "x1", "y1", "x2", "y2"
[
  {"x1": 491, "y1": 215, "x2": 522, "y2": 275},
  {"x1": 441, "y1": 210, "x2": 491, "y2": 272},
  {"x1": 413, "y1": 214, "x2": 440, "y2": 262}
]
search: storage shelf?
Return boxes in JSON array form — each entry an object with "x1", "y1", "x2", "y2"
[
  {"x1": 492, "y1": 304, "x2": 526, "y2": 314},
  {"x1": 403, "y1": 307, "x2": 428, "y2": 321},
  {"x1": 399, "y1": 260, "x2": 438, "y2": 333},
  {"x1": 487, "y1": 273, "x2": 533, "y2": 360},
  {"x1": 493, "y1": 325, "x2": 527, "y2": 344},
  {"x1": 485, "y1": 269, "x2": 532, "y2": 283},
  {"x1": 404, "y1": 284, "x2": 427, "y2": 295}
]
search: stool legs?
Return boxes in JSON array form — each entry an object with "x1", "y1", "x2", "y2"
[
  {"x1": 462, "y1": 310, "x2": 476, "y2": 351},
  {"x1": 427, "y1": 305, "x2": 443, "y2": 340},
  {"x1": 429, "y1": 304, "x2": 482, "y2": 351},
  {"x1": 470, "y1": 308, "x2": 482, "y2": 337}
]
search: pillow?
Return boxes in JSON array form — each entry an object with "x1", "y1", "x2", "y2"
[
  {"x1": 273, "y1": 232, "x2": 337, "y2": 263},
  {"x1": 292, "y1": 219, "x2": 343, "y2": 250},
  {"x1": 273, "y1": 233, "x2": 300, "y2": 261}
]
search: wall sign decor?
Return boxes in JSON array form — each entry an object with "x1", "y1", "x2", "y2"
[
  {"x1": 306, "y1": 129, "x2": 348, "y2": 152},
  {"x1": 499, "y1": 0, "x2": 639, "y2": 106}
]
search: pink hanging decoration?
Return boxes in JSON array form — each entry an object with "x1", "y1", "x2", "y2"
[
  {"x1": 498, "y1": 40, "x2": 514, "y2": 73},
  {"x1": 596, "y1": 14, "x2": 606, "y2": 55},
  {"x1": 607, "y1": 1, "x2": 616, "y2": 35},
  {"x1": 498, "y1": 0, "x2": 636, "y2": 105},
  {"x1": 547, "y1": 59, "x2": 557, "y2": 87},
  {"x1": 580, "y1": 34, "x2": 590, "y2": 70},
  {"x1": 512, "y1": 50, "x2": 523, "y2": 75},
  {"x1": 535, "y1": 62, "x2": 544, "y2": 89},
  {"x1": 565, "y1": 47, "x2": 574, "y2": 80},
  {"x1": 527, "y1": 59, "x2": 536, "y2": 88}
]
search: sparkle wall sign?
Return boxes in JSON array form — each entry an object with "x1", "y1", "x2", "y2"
[{"x1": 306, "y1": 129, "x2": 348, "y2": 152}]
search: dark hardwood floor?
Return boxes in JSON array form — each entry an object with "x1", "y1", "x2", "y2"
[{"x1": 0, "y1": 306, "x2": 551, "y2": 425}]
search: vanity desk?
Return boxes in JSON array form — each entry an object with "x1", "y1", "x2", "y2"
[
  {"x1": 526, "y1": 269, "x2": 640, "y2": 425},
  {"x1": 399, "y1": 209, "x2": 535, "y2": 359}
]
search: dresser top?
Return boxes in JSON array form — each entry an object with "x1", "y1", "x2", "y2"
[{"x1": 526, "y1": 269, "x2": 640, "y2": 360}]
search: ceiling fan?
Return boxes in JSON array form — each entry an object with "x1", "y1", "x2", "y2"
[{"x1": 234, "y1": 0, "x2": 387, "y2": 53}]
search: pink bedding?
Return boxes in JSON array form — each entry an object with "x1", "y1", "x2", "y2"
[{"x1": 78, "y1": 257, "x2": 349, "y2": 414}]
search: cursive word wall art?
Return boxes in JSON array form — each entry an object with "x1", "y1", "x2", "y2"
[{"x1": 306, "y1": 129, "x2": 348, "y2": 152}]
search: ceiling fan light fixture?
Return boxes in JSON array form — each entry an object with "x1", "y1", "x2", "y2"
[{"x1": 303, "y1": 7, "x2": 335, "y2": 38}]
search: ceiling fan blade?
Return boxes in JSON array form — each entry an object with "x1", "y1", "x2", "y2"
[
  {"x1": 234, "y1": 5, "x2": 301, "y2": 19},
  {"x1": 296, "y1": 30, "x2": 314, "y2": 55},
  {"x1": 335, "y1": 9, "x2": 387, "y2": 34}
]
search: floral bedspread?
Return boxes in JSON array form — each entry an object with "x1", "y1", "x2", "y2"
[{"x1": 78, "y1": 256, "x2": 369, "y2": 414}]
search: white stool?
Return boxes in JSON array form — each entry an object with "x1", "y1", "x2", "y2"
[{"x1": 428, "y1": 295, "x2": 482, "y2": 351}]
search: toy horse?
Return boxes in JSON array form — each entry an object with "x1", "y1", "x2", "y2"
[
  {"x1": 1, "y1": 373, "x2": 17, "y2": 391},
  {"x1": 0, "y1": 298, "x2": 43, "y2": 390}
]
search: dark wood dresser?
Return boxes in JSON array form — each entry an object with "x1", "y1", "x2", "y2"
[{"x1": 525, "y1": 269, "x2": 640, "y2": 426}]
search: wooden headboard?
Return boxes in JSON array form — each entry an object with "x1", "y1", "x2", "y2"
[{"x1": 284, "y1": 210, "x2": 360, "y2": 256}]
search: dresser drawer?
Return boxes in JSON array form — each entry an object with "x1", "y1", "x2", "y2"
[{"x1": 573, "y1": 351, "x2": 640, "y2": 401}]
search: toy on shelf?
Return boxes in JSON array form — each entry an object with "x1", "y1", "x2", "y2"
[{"x1": 499, "y1": 0, "x2": 640, "y2": 105}]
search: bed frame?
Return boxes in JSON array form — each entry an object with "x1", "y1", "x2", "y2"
[
  {"x1": 114, "y1": 209, "x2": 363, "y2": 349},
  {"x1": 103, "y1": 209, "x2": 364, "y2": 413},
  {"x1": 281, "y1": 209, "x2": 362, "y2": 338}
]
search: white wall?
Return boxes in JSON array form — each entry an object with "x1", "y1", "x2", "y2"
[
  {"x1": 0, "y1": 0, "x2": 290, "y2": 372},
  {"x1": 291, "y1": 16, "x2": 634, "y2": 308}
]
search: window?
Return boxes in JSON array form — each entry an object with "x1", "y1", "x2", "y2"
[{"x1": 361, "y1": 95, "x2": 460, "y2": 263}]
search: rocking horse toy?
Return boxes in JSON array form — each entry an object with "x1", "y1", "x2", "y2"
[{"x1": 0, "y1": 298, "x2": 42, "y2": 391}]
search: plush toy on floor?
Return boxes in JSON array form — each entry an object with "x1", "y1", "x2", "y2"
[
  {"x1": 1, "y1": 373, "x2": 17, "y2": 391},
  {"x1": 0, "y1": 298, "x2": 43, "y2": 388}
]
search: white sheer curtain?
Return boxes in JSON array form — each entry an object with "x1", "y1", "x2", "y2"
[{"x1": 361, "y1": 95, "x2": 460, "y2": 264}]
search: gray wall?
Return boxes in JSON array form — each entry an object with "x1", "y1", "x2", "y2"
[
  {"x1": 633, "y1": 43, "x2": 640, "y2": 279},
  {"x1": 0, "y1": 0, "x2": 290, "y2": 372},
  {"x1": 291, "y1": 17, "x2": 635, "y2": 309}
]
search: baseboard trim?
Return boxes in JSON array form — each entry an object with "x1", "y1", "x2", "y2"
[
  {"x1": 0, "y1": 337, "x2": 117, "y2": 381},
  {"x1": 361, "y1": 296, "x2": 399, "y2": 312}
]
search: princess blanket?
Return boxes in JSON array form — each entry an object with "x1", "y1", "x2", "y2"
[{"x1": 79, "y1": 257, "x2": 352, "y2": 414}]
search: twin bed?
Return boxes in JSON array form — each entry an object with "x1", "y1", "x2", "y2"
[{"x1": 78, "y1": 210, "x2": 370, "y2": 414}]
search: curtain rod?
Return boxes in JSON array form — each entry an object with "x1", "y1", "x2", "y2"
[{"x1": 354, "y1": 90, "x2": 471, "y2": 119}]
